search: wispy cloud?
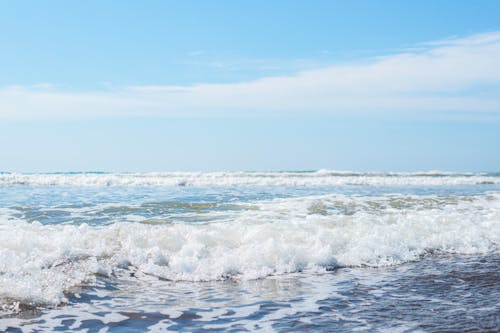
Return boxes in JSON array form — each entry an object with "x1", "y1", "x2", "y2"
[
  {"x1": 187, "y1": 50, "x2": 205, "y2": 57},
  {"x1": 31, "y1": 82, "x2": 56, "y2": 90},
  {"x1": 1, "y1": 31, "x2": 500, "y2": 120}
]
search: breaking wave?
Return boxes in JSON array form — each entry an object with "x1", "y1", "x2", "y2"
[{"x1": 1, "y1": 193, "x2": 499, "y2": 308}]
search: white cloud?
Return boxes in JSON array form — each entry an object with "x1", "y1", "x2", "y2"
[{"x1": 1, "y1": 31, "x2": 500, "y2": 120}]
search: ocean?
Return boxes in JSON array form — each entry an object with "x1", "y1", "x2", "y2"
[{"x1": 0, "y1": 171, "x2": 499, "y2": 332}]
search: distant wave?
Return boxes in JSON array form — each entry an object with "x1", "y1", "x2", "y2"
[{"x1": 0, "y1": 171, "x2": 498, "y2": 187}]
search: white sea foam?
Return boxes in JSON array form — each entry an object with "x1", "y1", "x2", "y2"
[
  {"x1": 0, "y1": 193, "x2": 499, "y2": 308},
  {"x1": 0, "y1": 171, "x2": 498, "y2": 187}
]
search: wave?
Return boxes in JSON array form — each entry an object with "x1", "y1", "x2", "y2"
[
  {"x1": 1, "y1": 193, "x2": 499, "y2": 307},
  {"x1": 0, "y1": 171, "x2": 498, "y2": 186}
]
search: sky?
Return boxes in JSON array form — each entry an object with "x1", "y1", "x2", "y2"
[{"x1": 1, "y1": 0, "x2": 500, "y2": 172}]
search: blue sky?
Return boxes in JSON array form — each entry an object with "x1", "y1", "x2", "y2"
[{"x1": 1, "y1": 0, "x2": 500, "y2": 172}]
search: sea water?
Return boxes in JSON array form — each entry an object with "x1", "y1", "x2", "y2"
[{"x1": 0, "y1": 171, "x2": 499, "y2": 332}]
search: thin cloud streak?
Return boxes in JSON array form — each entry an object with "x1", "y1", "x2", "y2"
[{"x1": 1, "y1": 31, "x2": 500, "y2": 120}]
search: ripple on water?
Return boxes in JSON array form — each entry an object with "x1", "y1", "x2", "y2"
[{"x1": 1, "y1": 253, "x2": 498, "y2": 332}]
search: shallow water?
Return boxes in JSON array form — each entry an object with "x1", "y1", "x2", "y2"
[
  {"x1": 0, "y1": 171, "x2": 499, "y2": 332},
  {"x1": 1, "y1": 255, "x2": 498, "y2": 332}
]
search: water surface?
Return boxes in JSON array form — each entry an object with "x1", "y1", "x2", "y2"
[{"x1": 1, "y1": 171, "x2": 499, "y2": 332}]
